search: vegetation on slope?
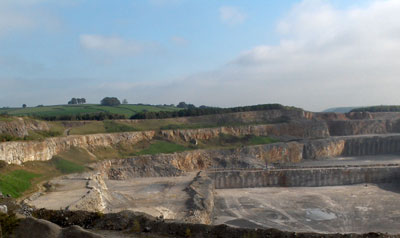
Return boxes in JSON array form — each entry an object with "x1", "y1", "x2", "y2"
[
  {"x1": 131, "y1": 103, "x2": 300, "y2": 119},
  {"x1": 0, "y1": 129, "x2": 62, "y2": 142},
  {"x1": 350, "y1": 105, "x2": 400, "y2": 113},
  {"x1": 0, "y1": 170, "x2": 39, "y2": 198},
  {"x1": 0, "y1": 104, "x2": 179, "y2": 119},
  {"x1": 0, "y1": 213, "x2": 20, "y2": 238},
  {"x1": 133, "y1": 140, "x2": 190, "y2": 155},
  {"x1": 0, "y1": 147, "x2": 94, "y2": 198},
  {"x1": 52, "y1": 157, "x2": 85, "y2": 174},
  {"x1": 200, "y1": 134, "x2": 279, "y2": 149},
  {"x1": 104, "y1": 120, "x2": 138, "y2": 133}
]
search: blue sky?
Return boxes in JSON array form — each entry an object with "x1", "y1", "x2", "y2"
[{"x1": 1, "y1": 0, "x2": 399, "y2": 111}]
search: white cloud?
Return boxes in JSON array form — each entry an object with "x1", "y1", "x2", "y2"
[
  {"x1": 219, "y1": 6, "x2": 247, "y2": 25},
  {"x1": 100, "y1": 0, "x2": 400, "y2": 111},
  {"x1": 80, "y1": 34, "x2": 147, "y2": 56},
  {"x1": 0, "y1": 0, "x2": 62, "y2": 37}
]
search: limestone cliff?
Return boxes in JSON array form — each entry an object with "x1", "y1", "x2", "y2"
[
  {"x1": 0, "y1": 121, "x2": 326, "y2": 165},
  {"x1": 3, "y1": 110, "x2": 400, "y2": 165},
  {"x1": 98, "y1": 134, "x2": 400, "y2": 178},
  {"x1": 0, "y1": 131, "x2": 155, "y2": 164},
  {"x1": 160, "y1": 121, "x2": 329, "y2": 142},
  {"x1": 303, "y1": 134, "x2": 400, "y2": 159},
  {"x1": 101, "y1": 142, "x2": 304, "y2": 179}
]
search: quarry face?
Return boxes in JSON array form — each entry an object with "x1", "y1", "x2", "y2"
[{"x1": 5, "y1": 110, "x2": 400, "y2": 235}]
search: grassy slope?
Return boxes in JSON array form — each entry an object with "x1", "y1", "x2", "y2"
[
  {"x1": 133, "y1": 140, "x2": 189, "y2": 156},
  {"x1": 0, "y1": 104, "x2": 179, "y2": 118},
  {"x1": 0, "y1": 147, "x2": 95, "y2": 198},
  {"x1": 0, "y1": 170, "x2": 39, "y2": 197}
]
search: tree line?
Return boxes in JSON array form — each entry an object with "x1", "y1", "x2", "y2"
[
  {"x1": 130, "y1": 103, "x2": 295, "y2": 119},
  {"x1": 68, "y1": 98, "x2": 86, "y2": 105},
  {"x1": 35, "y1": 112, "x2": 126, "y2": 121}
]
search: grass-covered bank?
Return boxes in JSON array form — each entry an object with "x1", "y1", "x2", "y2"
[
  {"x1": 0, "y1": 104, "x2": 179, "y2": 118},
  {"x1": 0, "y1": 170, "x2": 39, "y2": 198},
  {"x1": 0, "y1": 147, "x2": 95, "y2": 198},
  {"x1": 133, "y1": 140, "x2": 190, "y2": 156}
]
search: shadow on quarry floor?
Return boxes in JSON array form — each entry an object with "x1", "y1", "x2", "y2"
[{"x1": 377, "y1": 182, "x2": 400, "y2": 194}]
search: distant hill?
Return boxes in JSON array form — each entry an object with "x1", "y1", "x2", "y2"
[
  {"x1": 0, "y1": 104, "x2": 180, "y2": 118},
  {"x1": 323, "y1": 107, "x2": 361, "y2": 113},
  {"x1": 350, "y1": 105, "x2": 400, "y2": 113}
]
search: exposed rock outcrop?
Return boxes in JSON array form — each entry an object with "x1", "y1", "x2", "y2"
[
  {"x1": 184, "y1": 171, "x2": 215, "y2": 225},
  {"x1": 161, "y1": 121, "x2": 329, "y2": 142},
  {"x1": 66, "y1": 174, "x2": 109, "y2": 212},
  {"x1": 212, "y1": 165, "x2": 400, "y2": 189},
  {"x1": 303, "y1": 134, "x2": 400, "y2": 160},
  {"x1": 0, "y1": 131, "x2": 155, "y2": 164},
  {"x1": 3, "y1": 110, "x2": 400, "y2": 165},
  {"x1": 102, "y1": 142, "x2": 304, "y2": 179},
  {"x1": 0, "y1": 121, "x2": 327, "y2": 165}
]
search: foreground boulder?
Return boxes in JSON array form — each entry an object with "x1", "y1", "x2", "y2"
[{"x1": 13, "y1": 217, "x2": 102, "y2": 238}]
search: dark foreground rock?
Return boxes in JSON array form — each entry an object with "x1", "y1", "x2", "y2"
[
  {"x1": 12, "y1": 217, "x2": 102, "y2": 238},
  {"x1": 28, "y1": 209, "x2": 400, "y2": 238}
]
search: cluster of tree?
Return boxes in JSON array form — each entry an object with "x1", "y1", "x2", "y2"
[
  {"x1": 350, "y1": 105, "x2": 400, "y2": 113},
  {"x1": 177, "y1": 101, "x2": 196, "y2": 109},
  {"x1": 130, "y1": 103, "x2": 292, "y2": 119},
  {"x1": 36, "y1": 112, "x2": 126, "y2": 121},
  {"x1": 101, "y1": 97, "x2": 121, "y2": 106},
  {"x1": 68, "y1": 98, "x2": 86, "y2": 105}
]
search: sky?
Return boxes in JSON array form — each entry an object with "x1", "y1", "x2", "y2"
[{"x1": 1, "y1": 0, "x2": 400, "y2": 111}]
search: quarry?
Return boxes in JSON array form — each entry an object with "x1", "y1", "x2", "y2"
[{"x1": 2, "y1": 108, "x2": 400, "y2": 237}]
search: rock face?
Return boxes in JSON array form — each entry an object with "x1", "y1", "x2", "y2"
[
  {"x1": 303, "y1": 134, "x2": 400, "y2": 160},
  {"x1": 327, "y1": 120, "x2": 400, "y2": 136},
  {"x1": 212, "y1": 166, "x2": 400, "y2": 189},
  {"x1": 0, "y1": 120, "x2": 328, "y2": 165},
  {"x1": 0, "y1": 131, "x2": 155, "y2": 164},
  {"x1": 102, "y1": 142, "x2": 304, "y2": 179},
  {"x1": 3, "y1": 110, "x2": 400, "y2": 165},
  {"x1": 99, "y1": 134, "x2": 400, "y2": 179},
  {"x1": 184, "y1": 171, "x2": 215, "y2": 225},
  {"x1": 0, "y1": 117, "x2": 49, "y2": 138},
  {"x1": 66, "y1": 174, "x2": 109, "y2": 212},
  {"x1": 161, "y1": 121, "x2": 329, "y2": 142}
]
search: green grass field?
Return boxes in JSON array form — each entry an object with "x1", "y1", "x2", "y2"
[
  {"x1": 0, "y1": 147, "x2": 95, "y2": 198},
  {"x1": 133, "y1": 140, "x2": 190, "y2": 155},
  {"x1": 0, "y1": 170, "x2": 39, "y2": 198},
  {"x1": 52, "y1": 157, "x2": 85, "y2": 174},
  {"x1": 0, "y1": 104, "x2": 179, "y2": 118},
  {"x1": 247, "y1": 136, "x2": 279, "y2": 145}
]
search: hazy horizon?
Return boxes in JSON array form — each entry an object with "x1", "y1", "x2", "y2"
[{"x1": 1, "y1": 0, "x2": 400, "y2": 111}]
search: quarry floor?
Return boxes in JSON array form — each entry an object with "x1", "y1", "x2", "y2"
[
  {"x1": 29, "y1": 173, "x2": 197, "y2": 220},
  {"x1": 213, "y1": 183, "x2": 400, "y2": 234},
  {"x1": 28, "y1": 155, "x2": 400, "y2": 234}
]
